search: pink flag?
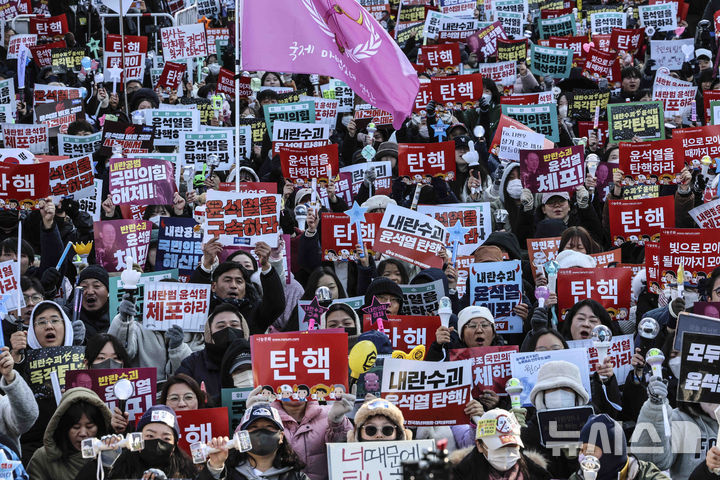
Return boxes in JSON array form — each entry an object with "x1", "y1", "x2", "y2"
[{"x1": 241, "y1": 0, "x2": 419, "y2": 129}]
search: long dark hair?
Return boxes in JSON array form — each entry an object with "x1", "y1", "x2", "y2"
[
  {"x1": 53, "y1": 401, "x2": 108, "y2": 459},
  {"x1": 558, "y1": 226, "x2": 601, "y2": 254},
  {"x1": 559, "y1": 299, "x2": 620, "y2": 340},
  {"x1": 377, "y1": 259, "x2": 409, "y2": 284},
  {"x1": 521, "y1": 328, "x2": 569, "y2": 353},
  {"x1": 108, "y1": 446, "x2": 196, "y2": 479},
  {"x1": 301, "y1": 267, "x2": 347, "y2": 300},
  {"x1": 85, "y1": 333, "x2": 131, "y2": 367},
  {"x1": 226, "y1": 436, "x2": 306, "y2": 472}
]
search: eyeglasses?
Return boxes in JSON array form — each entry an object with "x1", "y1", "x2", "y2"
[
  {"x1": 24, "y1": 294, "x2": 43, "y2": 304},
  {"x1": 362, "y1": 425, "x2": 397, "y2": 437},
  {"x1": 35, "y1": 318, "x2": 63, "y2": 328},
  {"x1": 167, "y1": 393, "x2": 197, "y2": 404},
  {"x1": 465, "y1": 322, "x2": 493, "y2": 331},
  {"x1": 713, "y1": 287, "x2": 720, "y2": 297}
]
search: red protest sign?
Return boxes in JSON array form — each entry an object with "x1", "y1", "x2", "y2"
[
  {"x1": 65, "y1": 367, "x2": 156, "y2": 422},
  {"x1": 216, "y1": 68, "x2": 236, "y2": 97},
  {"x1": 419, "y1": 43, "x2": 461, "y2": 69},
  {"x1": 250, "y1": 331, "x2": 349, "y2": 396},
  {"x1": 548, "y1": 35, "x2": 585, "y2": 57},
  {"x1": 526, "y1": 236, "x2": 561, "y2": 279},
  {"x1": 93, "y1": 219, "x2": 152, "y2": 272},
  {"x1": 703, "y1": 90, "x2": 720, "y2": 123},
  {"x1": 541, "y1": 8, "x2": 573, "y2": 18},
  {"x1": 320, "y1": 212, "x2": 383, "y2": 261},
  {"x1": 430, "y1": 73, "x2": 484, "y2": 107},
  {"x1": 591, "y1": 248, "x2": 622, "y2": 267},
  {"x1": 558, "y1": 267, "x2": 633, "y2": 321},
  {"x1": 160, "y1": 24, "x2": 208, "y2": 61},
  {"x1": 398, "y1": 141, "x2": 456, "y2": 180},
  {"x1": 354, "y1": 105, "x2": 394, "y2": 126},
  {"x1": 205, "y1": 27, "x2": 229, "y2": 53},
  {"x1": 34, "y1": 85, "x2": 81, "y2": 104},
  {"x1": 659, "y1": 228, "x2": 720, "y2": 288},
  {"x1": 413, "y1": 82, "x2": 433, "y2": 112},
  {"x1": 374, "y1": 204, "x2": 446, "y2": 270},
  {"x1": 381, "y1": 357, "x2": 473, "y2": 426},
  {"x1": 609, "y1": 196, "x2": 674, "y2": 246},
  {"x1": 108, "y1": 158, "x2": 176, "y2": 205},
  {"x1": 674, "y1": 125, "x2": 720, "y2": 165},
  {"x1": 174, "y1": 407, "x2": 229, "y2": 455},
  {"x1": 118, "y1": 204, "x2": 147, "y2": 220},
  {"x1": 584, "y1": 47, "x2": 615, "y2": 78},
  {"x1": 618, "y1": 139, "x2": 683, "y2": 184},
  {"x1": 645, "y1": 241, "x2": 661, "y2": 293},
  {"x1": 362, "y1": 315, "x2": 440, "y2": 353},
  {"x1": 218, "y1": 182, "x2": 278, "y2": 194},
  {"x1": 30, "y1": 40, "x2": 66, "y2": 67},
  {"x1": 0, "y1": 163, "x2": 50, "y2": 200},
  {"x1": 449, "y1": 345, "x2": 518, "y2": 397},
  {"x1": 610, "y1": 28, "x2": 643, "y2": 53},
  {"x1": 490, "y1": 114, "x2": 535, "y2": 154},
  {"x1": 519, "y1": 145, "x2": 585, "y2": 193},
  {"x1": 105, "y1": 34, "x2": 148, "y2": 54},
  {"x1": 48, "y1": 155, "x2": 94, "y2": 199},
  {"x1": 157, "y1": 61, "x2": 185, "y2": 90},
  {"x1": 577, "y1": 121, "x2": 608, "y2": 148},
  {"x1": 279, "y1": 144, "x2": 339, "y2": 184},
  {"x1": 203, "y1": 191, "x2": 281, "y2": 247},
  {"x1": 29, "y1": 14, "x2": 68, "y2": 37},
  {"x1": 500, "y1": 92, "x2": 555, "y2": 105}
]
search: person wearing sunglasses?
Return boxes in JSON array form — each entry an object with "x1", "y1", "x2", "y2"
[{"x1": 349, "y1": 398, "x2": 411, "y2": 442}]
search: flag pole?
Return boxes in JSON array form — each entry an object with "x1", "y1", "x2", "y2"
[
  {"x1": 119, "y1": 15, "x2": 130, "y2": 119},
  {"x1": 234, "y1": 0, "x2": 241, "y2": 192}
]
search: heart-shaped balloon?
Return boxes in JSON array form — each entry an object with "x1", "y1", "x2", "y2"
[
  {"x1": 583, "y1": 42, "x2": 594, "y2": 53},
  {"x1": 675, "y1": 26, "x2": 685, "y2": 36}
]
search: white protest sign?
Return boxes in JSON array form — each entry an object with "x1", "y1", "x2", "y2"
[
  {"x1": 203, "y1": 190, "x2": 281, "y2": 247},
  {"x1": 300, "y1": 95, "x2": 340, "y2": 127},
  {"x1": 477, "y1": 61, "x2": 517, "y2": 86},
  {"x1": 499, "y1": 127, "x2": 546, "y2": 161},
  {"x1": 652, "y1": 71, "x2": 697, "y2": 116},
  {"x1": 179, "y1": 130, "x2": 234, "y2": 171},
  {"x1": 417, "y1": 203, "x2": 492, "y2": 256},
  {"x1": 650, "y1": 39, "x2": 694, "y2": 71},
  {"x1": 567, "y1": 334, "x2": 634, "y2": 386},
  {"x1": 638, "y1": 3, "x2": 678, "y2": 32},
  {"x1": 78, "y1": 179, "x2": 103, "y2": 222},
  {"x1": 144, "y1": 109, "x2": 201, "y2": 146},
  {"x1": 58, "y1": 132, "x2": 103, "y2": 157},
  {"x1": 143, "y1": 282, "x2": 211, "y2": 332},
  {"x1": 0, "y1": 260, "x2": 24, "y2": 312},
  {"x1": 271, "y1": 121, "x2": 330, "y2": 142},
  {"x1": 590, "y1": 12, "x2": 626, "y2": 35},
  {"x1": 160, "y1": 24, "x2": 208, "y2": 61},
  {"x1": 510, "y1": 348, "x2": 592, "y2": 406},
  {"x1": 327, "y1": 440, "x2": 435, "y2": 479},
  {"x1": 690, "y1": 198, "x2": 720, "y2": 229},
  {"x1": 7, "y1": 34, "x2": 37, "y2": 60}
]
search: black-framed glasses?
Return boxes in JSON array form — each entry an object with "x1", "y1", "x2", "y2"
[{"x1": 362, "y1": 425, "x2": 397, "y2": 437}]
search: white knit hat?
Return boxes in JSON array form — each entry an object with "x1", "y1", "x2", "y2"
[
  {"x1": 361, "y1": 195, "x2": 396, "y2": 213},
  {"x1": 530, "y1": 360, "x2": 589, "y2": 410},
  {"x1": 457, "y1": 306, "x2": 494, "y2": 335},
  {"x1": 556, "y1": 249, "x2": 597, "y2": 269}
]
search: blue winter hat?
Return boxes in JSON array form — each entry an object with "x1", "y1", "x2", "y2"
[
  {"x1": 136, "y1": 405, "x2": 180, "y2": 439},
  {"x1": 357, "y1": 330, "x2": 393, "y2": 355},
  {"x1": 579, "y1": 414, "x2": 627, "y2": 480}
]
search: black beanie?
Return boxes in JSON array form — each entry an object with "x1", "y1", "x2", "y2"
[
  {"x1": 78, "y1": 265, "x2": 110, "y2": 289},
  {"x1": 365, "y1": 277, "x2": 404, "y2": 310}
]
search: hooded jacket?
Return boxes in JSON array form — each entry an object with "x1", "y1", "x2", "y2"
[
  {"x1": 489, "y1": 162, "x2": 521, "y2": 232},
  {"x1": 0, "y1": 369, "x2": 38, "y2": 455},
  {"x1": 567, "y1": 455, "x2": 670, "y2": 480},
  {"x1": 196, "y1": 450, "x2": 311, "y2": 480},
  {"x1": 272, "y1": 400, "x2": 352, "y2": 480},
  {"x1": 27, "y1": 387, "x2": 112, "y2": 480},
  {"x1": 27, "y1": 301, "x2": 73, "y2": 349},
  {"x1": 451, "y1": 446, "x2": 552, "y2": 480},
  {"x1": 631, "y1": 400, "x2": 718, "y2": 479}
]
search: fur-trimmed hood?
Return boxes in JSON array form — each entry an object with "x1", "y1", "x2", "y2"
[{"x1": 449, "y1": 445, "x2": 549, "y2": 470}]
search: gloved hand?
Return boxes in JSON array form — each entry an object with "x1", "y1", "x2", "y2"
[
  {"x1": 530, "y1": 306, "x2": 549, "y2": 331},
  {"x1": 647, "y1": 376, "x2": 668, "y2": 404},
  {"x1": 478, "y1": 96, "x2": 490, "y2": 112},
  {"x1": 118, "y1": 293, "x2": 137, "y2": 319},
  {"x1": 328, "y1": 393, "x2": 355, "y2": 424},
  {"x1": 520, "y1": 189, "x2": 534, "y2": 212},
  {"x1": 166, "y1": 325, "x2": 185, "y2": 349},
  {"x1": 426, "y1": 100, "x2": 437, "y2": 119},
  {"x1": 363, "y1": 167, "x2": 377, "y2": 187},
  {"x1": 643, "y1": 59, "x2": 656, "y2": 76},
  {"x1": 462, "y1": 141, "x2": 479, "y2": 166},
  {"x1": 40, "y1": 267, "x2": 62, "y2": 297},
  {"x1": 576, "y1": 185, "x2": 590, "y2": 209},
  {"x1": 668, "y1": 296, "x2": 685, "y2": 328},
  {"x1": 72, "y1": 320, "x2": 86, "y2": 344},
  {"x1": 245, "y1": 385, "x2": 269, "y2": 408}
]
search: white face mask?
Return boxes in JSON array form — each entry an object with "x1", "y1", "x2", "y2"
[
  {"x1": 544, "y1": 389, "x2": 576, "y2": 409},
  {"x1": 482, "y1": 92, "x2": 493, "y2": 104},
  {"x1": 668, "y1": 356, "x2": 681, "y2": 379},
  {"x1": 208, "y1": 63, "x2": 220, "y2": 75},
  {"x1": 418, "y1": 125, "x2": 429, "y2": 138},
  {"x1": 506, "y1": 179, "x2": 523, "y2": 199},
  {"x1": 341, "y1": 115, "x2": 352, "y2": 127},
  {"x1": 232, "y1": 370, "x2": 254, "y2": 388},
  {"x1": 485, "y1": 446, "x2": 521, "y2": 471},
  {"x1": 149, "y1": 215, "x2": 161, "y2": 226},
  {"x1": 559, "y1": 105, "x2": 568, "y2": 118}
]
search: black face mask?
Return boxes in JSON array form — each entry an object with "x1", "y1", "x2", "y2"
[
  {"x1": 249, "y1": 429, "x2": 281, "y2": 456},
  {"x1": 343, "y1": 327, "x2": 356, "y2": 336},
  {"x1": 139, "y1": 439, "x2": 173, "y2": 467},
  {"x1": 92, "y1": 358, "x2": 123, "y2": 370},
  {"x1": 206, "y1": 327, "x2": 244, "y2": 361}
]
